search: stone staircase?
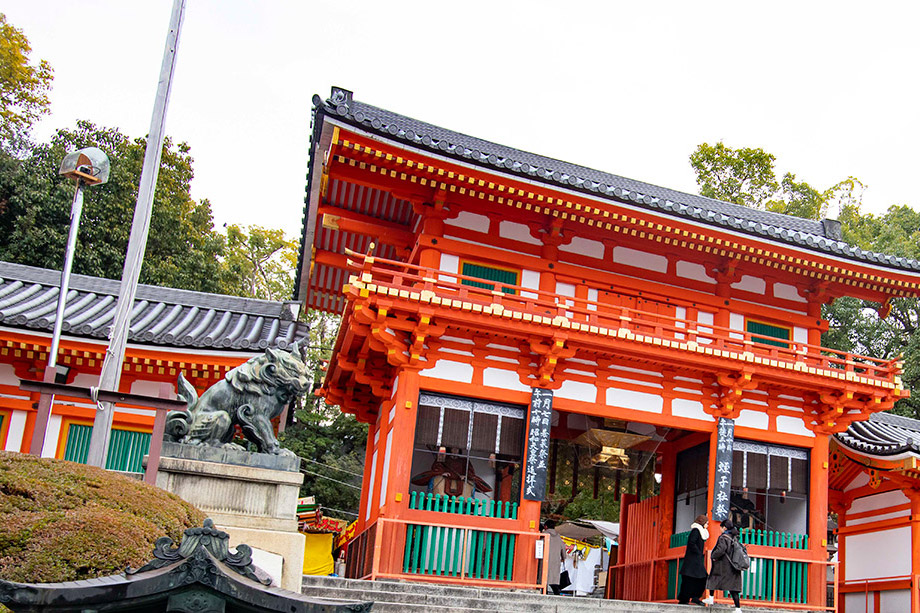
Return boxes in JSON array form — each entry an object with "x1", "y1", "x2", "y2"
[{"x1": 301, "y1": 575, "x2": 824, "y2": 613}]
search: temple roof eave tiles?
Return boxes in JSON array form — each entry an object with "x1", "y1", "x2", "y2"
[
  {"x1": 302, "y1": 87, "x2": 920, "y2": 281},
  {"x1": 835, "y1": 410, "x2": 920, "y2": 458},
  {"x1": 0, "y1": 261, "x2": 308, "y2": 352}
]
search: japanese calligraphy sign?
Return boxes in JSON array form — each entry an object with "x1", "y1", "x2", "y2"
[
  {"x1": 523, "y1": 388, "x2": 553, "y2": 501},
  {"x1": 711, "y1": 417, "x2": 735, "y2": 521}
]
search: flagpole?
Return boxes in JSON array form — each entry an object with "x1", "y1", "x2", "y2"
[{"x1": 86, "y1": 0, "x2": 187, "y2": 467}]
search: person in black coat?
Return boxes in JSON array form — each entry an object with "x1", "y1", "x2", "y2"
[
  {"x1": 703, "y1": 519, "x2": 743, "y2": 612},
  {"x1": 677, "y1": 513, "x2": 709, "y2": 605}
]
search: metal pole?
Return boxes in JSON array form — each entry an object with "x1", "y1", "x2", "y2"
[
  {"x1": 29, "y1": 180, "x2": 84, "y2": 456},
  {"x1": 85, "y1": 0, "x2": 186, "y2": 467}
]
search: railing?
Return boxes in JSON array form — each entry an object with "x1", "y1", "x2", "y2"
[
  {"x1": 613, "y1": 554, "x2": 837, "y2": 610},
  {"x1": 740, "y1": 528, "x2": 808, "y2": 549},
  {"x1": 408, "y1": 491, "x2": 518, "y2": 519},
  {"x1": 839, "y1": 574, "x2": 915, "y2": 612},
  {"x1": 361, "y1": 517, "x2": 546, "y2": 590},
  {"x1": 346, "y1": 253, "x2": 901, "y2": 384},
  {"x1": 667, "y1": 529, "x2": 816, "y2": 605}
]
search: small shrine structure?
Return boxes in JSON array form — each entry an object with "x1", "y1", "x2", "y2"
[
  {"x1": 297, "y1": 87, "x2": 920, "y2": 610},
  {"x1": 0, "y1": 261, "x2": 308, "y2": 475},
  {"x1": 832, "y1": 411, "x2": 920, "y2": 611}
]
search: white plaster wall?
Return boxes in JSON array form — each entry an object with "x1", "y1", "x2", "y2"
[
  {"x1": 774, "y1": 282, "x2": 806, "y2": 303},
  {"x1": 520, "y1": 269, "x2": 540, "y2": 297},
  {"x1": 366, "y1": 449, "x2": 378, "y2": 521},
  {"x1": 676, "y1": 261, "x2": 715, "y2": 283},
  {"x1": 775, "y1": 415, "x2": 814, "y2": 437},
  {"x1": 845, "y1": 472, "x2": 870, "y2": 492},
  {"x1": 846, "y1": 527, "x2": 910, "y2": 580},
  {"x1": 440, "y1": 253, "x2": 459, "y2": 281},
  {"x1": 881, "y1": 589, "x2": 910, "y2": 613},
  {"x1": 671, "y1": 398, "x2": 712, "y2": 421},
  {"x1": 793, "y1": 326, "x2": 807, "y2": 344},
  {"x1": 40, "y1": 414, "x2": 61, "y2": 458},
  {"x1": 559, "y1": 237, "x2": 604, "y2": 259},
  {"x1": 697, "y1": 311, "x2": 714, "y2": 344},
  {"x1": 843, "y1": 593, "x2": 869, "y2": 613},
  {"x1": 482, "y1": 368, "x2": 531, "y2": 393},
  {"x1": 379, "y1": 429, "x2": 393, "y2": 508},
  {"x1": 613, "y1": 246, "x2": 668, "y2": 273},
  {"x1": 606, "y1": 387, "x2": 663, "y2": 413},
  {"x1": 587, "y1": 288, "x2": 598, "y2": 311},
  {"x1": 499, "y1": 220, "x2": 540, "y2": 244},
  {"x1": 424, "y1": 360, "x2": 474, "y2": 384},
  {"x1": 849, "y1": 490, "x2": 910, "y2": 515},
  {"x1": 731, "y1": 275, "x2": 766, "y2": 294},
  {"x1": 4, "y1": 410, "x2": 26, "y2": 451},
  {"x1": 729, "y1": 312, "x2": 744, "y2": 331},
  {"x1": 449, "y1": 211, "x2": 490, "y2": 233},
  {"x1": 847, "y1": 509, "x2": 910, "y2": 526},
  {"x1": 556, "y1": 380, "x2": 596, "y2": 403},
  {"x1": 72, "y1": 372, "x2": 100, "y2": 387},
  {"x1": 735, "y1": 410, "x2": 769, "y2": 429},
  {"x1": 556, "y1": 282, "x2": 575, "y2": 297}
]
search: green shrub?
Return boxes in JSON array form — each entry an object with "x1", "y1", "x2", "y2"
[{"x1": 0, "y1": 451, "x2": 206, "y2": 583}]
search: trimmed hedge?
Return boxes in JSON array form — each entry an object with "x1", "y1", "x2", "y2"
[{"x1": 0, "y1": 451, "x2": 206, "y2": 583}]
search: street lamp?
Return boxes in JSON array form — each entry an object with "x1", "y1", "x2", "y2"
[{"x1": 29, "y1": 146, "x2": 110, "y2": 456}]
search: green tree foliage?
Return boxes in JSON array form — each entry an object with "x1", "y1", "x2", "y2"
[
  {"x1": 279, "y1": 309, "x2": 366, "y2": 520},
  {"x1": 0, "y1": 13, "x2": 53, "y2": 148},
  {"x1": 690, "y1": 142, "x2": 920, "y2": 417},
  {"x1": 221, "y1": 225, "x2": 297, "y2": 300},
  {"x1": 0, "y1": 121, "x2": 227, "y2": 293}
]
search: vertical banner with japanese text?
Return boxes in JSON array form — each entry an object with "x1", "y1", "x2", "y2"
[
  {"x1": 711, "y1": 417, "x2": 735, "y2": 521},
  {"x1": 523, "y1": 388, "x2": 553, "y2": 501}
]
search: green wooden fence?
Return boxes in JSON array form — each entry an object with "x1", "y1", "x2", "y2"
[
  {"x1": 62, "y1": 424, "x2": 151, "y2": 474},
  {"x1": 404, "y1": 492, "x2": 517, "y2": 580},
  {"x1": 409, "y1": 492, "x2": 518, "y2": 519},
  {"x1": 669, "y1": 529, "x2": 809, "y2": 603}
]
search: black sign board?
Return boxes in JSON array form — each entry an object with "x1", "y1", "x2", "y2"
[
  {"x1": 711, "y1": 417, "x2": 735, "y2": 521},
  {"x1": 523, "y1": 388, "x2": 553, "y2": 501}
]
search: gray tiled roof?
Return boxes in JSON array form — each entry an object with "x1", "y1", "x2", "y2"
[
  {"x1": 310, "y1": 87, "x2": 920, "y2": 274},
  {"x1": 836, "y1": 411, "x2": 920, "y2": 457},
  {"x1": 0, "y1": 261, "x2": 308, "y2": 351}
]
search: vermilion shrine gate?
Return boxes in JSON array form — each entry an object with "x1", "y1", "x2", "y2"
[{"x1": 298, "y1": 87, "x2": 915, "y2": 610}]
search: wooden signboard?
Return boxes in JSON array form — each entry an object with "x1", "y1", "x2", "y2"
[
  {"x1": 523, "y1": 388, "x2": 553, "y2": 501},
  {"x1": 712, "y1": 417, "x2": 735, "y2": 521}
]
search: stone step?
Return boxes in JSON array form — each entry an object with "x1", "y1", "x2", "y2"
[{"x1": 300, "y1": 575, "x2": 822, "y2": 613}]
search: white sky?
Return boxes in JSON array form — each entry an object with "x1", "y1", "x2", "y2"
[{"x1": 6, "y1": 1, "x2": 919, "y2": 239}]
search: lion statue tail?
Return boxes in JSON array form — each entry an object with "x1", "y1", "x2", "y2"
[{"x1": 164, "y1": 373, "x2": 199, "y2": 442}]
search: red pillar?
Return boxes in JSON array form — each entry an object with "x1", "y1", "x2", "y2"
[{"x1": 808, "y1": 434, "x2": 830, "y2": 607}]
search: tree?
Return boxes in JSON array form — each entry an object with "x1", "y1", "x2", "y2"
[
  {"x1": 689, "y1": 142, "x2": 778, "y2": 209},
  {"x1": 690, "y1": 142, "x2": 920, "y2": 417},
  {"x1": 0, "y1": 121, "x2": 227, "y2": 293},
  {"x1": 220, "y1": 225, "x2": 297, "y2": 300},
  {"x1": 0, "y1": 13, "x2": 53, "y2": 149}
]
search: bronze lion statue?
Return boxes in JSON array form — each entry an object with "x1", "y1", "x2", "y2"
[{"x1": 164, "y1": 342, "x2": 310, "y2": 455}]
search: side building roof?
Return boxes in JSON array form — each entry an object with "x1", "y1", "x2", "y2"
[
  {"x1": 0, "y1": 261, "x2": 308, "y2": 351},
  {"x1": 296, "y1": 87, "x2": 920, "y2": 297},
  {"x1": 835, "y1": 411, "x2": 920, "y2": 458}
]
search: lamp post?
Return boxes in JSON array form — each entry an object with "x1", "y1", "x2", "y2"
[{"x1": 29, "y1": 147, "x2": 110, "y2": 456}]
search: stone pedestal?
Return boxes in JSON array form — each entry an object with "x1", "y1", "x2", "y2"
[{"x1": 150, "y1": 442, "x2": 305, "y2": 591}]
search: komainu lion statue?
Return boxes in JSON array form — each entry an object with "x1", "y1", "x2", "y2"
[{"x1": 164, "y1": 342, "x2": 309, "y2": 455}]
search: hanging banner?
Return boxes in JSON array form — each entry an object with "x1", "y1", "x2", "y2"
[
  {"x1": 711, "y1": 417, "x2": 735, "y2": 521},
  {"x1": 523, "y1": 387, "x2": 553, "y2": 501}
]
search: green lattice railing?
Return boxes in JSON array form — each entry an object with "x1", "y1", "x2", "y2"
[
  {"x1": 670, "y1": 528, "x2": 809, "y2": 604},
  {"x1": 404, "y1": 492, "x2": 517, "y2": 581},
  {"x1": 408, "y1": 491, "x2": 518, "y2": 519}
]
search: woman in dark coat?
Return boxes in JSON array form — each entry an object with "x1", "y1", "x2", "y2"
[
  {"x1": 677, "y1": 514, "x2": 709, "y2": 605},
  {"x1": 704, "y1": 519, "x2": 743, "y2": 612}
]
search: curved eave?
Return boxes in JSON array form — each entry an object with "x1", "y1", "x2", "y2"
[{"x1": 313, "y1": 89, "x2": 920, "y2": 277}]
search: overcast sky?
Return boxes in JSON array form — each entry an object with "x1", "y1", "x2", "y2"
[{"x1": 6, "y1": 1, "x2": 919, "y2": 238}]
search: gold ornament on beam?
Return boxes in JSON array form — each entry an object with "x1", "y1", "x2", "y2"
[{"x1": 574, "y1": 428, "x2": 650, "y2": 468}]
